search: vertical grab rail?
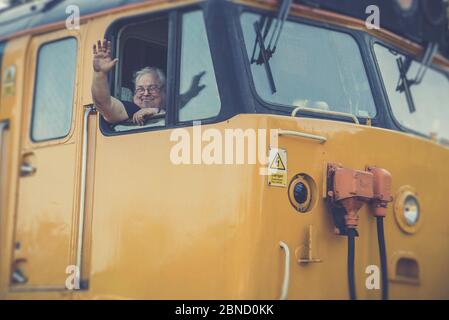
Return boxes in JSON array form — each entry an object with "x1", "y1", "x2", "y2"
[
  {"x1": 0, "y1": 120, "x2": 9, "y2": 166},
  {"x1": 0, "y1": 120, "x2": 9, "y2": 199},
  {"x1": 76, "y1": 106, "x2": 95, "y2": 283},
  {"x1": 279, "y1": 241, "x2": 290, "y2": 300},
  {"x1": 0, "y1": 120, "x2": 9, "y2": 226}
]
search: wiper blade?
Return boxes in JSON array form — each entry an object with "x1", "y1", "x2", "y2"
[
  {"x1": 249, "y1": 0, "x2": 292, "y2": 94},
  {"x1": 396, "y1": 57, "x2": 417, "y2": 113},
  {"x1": 250, "y1": 16, "x2": 273, "y2": 65},
  {"x1": 253, "y1": 20, "x2": 277, "y2": 93},
  {"x1": 251, "y1": 0, "x2": 292, "y2": 65},
  {"x1": 395, "y1": 42, "x2": 439, "y2": 114}
]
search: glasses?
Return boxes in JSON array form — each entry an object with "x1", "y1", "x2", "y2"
[{"x1": 135, "y1": 85, "x2": 163, "y2": 94}]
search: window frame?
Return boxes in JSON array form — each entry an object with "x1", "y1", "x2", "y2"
[
  {"x1": 101, "y1": 3, "x2": 225, "y2": 137},
  {"x1": 370, "y1": 38, "x2": 449, "y2": 140},
  {"x1": 176, "y1": 9, "x2": 223, "y2": 125},
  {"x1": 114, "y1": 17, "x2": 169, "y2": 101},
  {"x1": 236, "y1": 5, "x2": 384, "y2": 126},
  {"x1": 0, "y1": 42, "x2": 5, "y2": 106},
  {"x1": 30, "y1": 36, "x2": 78, "y2": 143},
  {"x1": 235, "y1": 5, "x2": 381, "y2": 125}
]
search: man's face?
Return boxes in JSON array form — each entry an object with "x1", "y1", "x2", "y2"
[{"x1": 134, "y1": 73, "x2": 164, "y2": 109}]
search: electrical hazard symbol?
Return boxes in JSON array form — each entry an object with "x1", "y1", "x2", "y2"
[
  {"x1": 270, "y1": 153, "x2": 286, "y2": 170},
  {"x1": 267, "y1": 148, "x2": 287, "y2": 187}
]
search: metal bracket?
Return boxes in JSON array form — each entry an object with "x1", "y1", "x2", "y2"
[{"x1": 298, "y1": 225, "x2": 322, "y2": 264}]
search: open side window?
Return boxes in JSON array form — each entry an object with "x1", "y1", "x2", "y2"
[
  {"x1": 109, "y1": 15, "x2": 169, "y2": 132},
  {"x1": 101, "y1": 7, "x2": 222, "y2": 134}
]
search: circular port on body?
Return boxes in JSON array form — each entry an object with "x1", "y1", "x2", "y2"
[
  {"x1": 404, "y1": 195, "x2": 420, "y2": 226},
  {"x1": 288, "y1": 174, "x2": 317, "y2": 213},
  {"x1": 294, "y1": 182, "x2": 308, "y2": 204},
  {"x1": 394, "y1": 186, "x2": 422, "y2": 234}
]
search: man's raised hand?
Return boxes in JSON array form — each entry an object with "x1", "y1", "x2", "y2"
[{"x1": 93, "y1": 39, "x2": 118, "y2": 73}]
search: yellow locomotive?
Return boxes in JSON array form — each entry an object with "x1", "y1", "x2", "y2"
[{"x1": 0, "y1": 0, "x2": 448, "y2": 299}]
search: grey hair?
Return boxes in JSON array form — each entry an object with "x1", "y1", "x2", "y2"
[{"x1": 133, "y1": 67, "x2": 166, "y2": 90}]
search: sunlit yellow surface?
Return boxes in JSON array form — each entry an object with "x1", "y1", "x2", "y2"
[{"x1": 0, "y1": 0, "x2": 448, "y2": 300}]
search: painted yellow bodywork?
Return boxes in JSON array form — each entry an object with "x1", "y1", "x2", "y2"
[{"x1": 1, "y1": 0, "x2": 449, "y2": 300}]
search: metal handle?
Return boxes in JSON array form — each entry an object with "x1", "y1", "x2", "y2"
[
  {"x1": 11, "y1": 258, "x2": 28, "y2": 285},
  {"x1": 0, "y1": 120, "x2": 9, "y2": 168},
  {"x1": 20, "y1": 163, "x2": 36, "y2": 176},
  {"x1": 291, "y1": 106, "x2": 359, "y2": 124},
  {"x1": 11, "y1": 268, "x2": 28, "y2": 284},
  {"x1": 76, "y1": 105, "x2": 96, "y2": 280},
  {"x1": 276, "y1": 106, "x2": 336, "y2": 144},
  {"x1": 0, "y1": 120, "x2": 8, "y2": 143},
  {"x1": 279, "y1": 241, "x2": 290, "y2": 300},
  {"x1": 278, "y1": 129, "x2": 327, "y2": 144}
]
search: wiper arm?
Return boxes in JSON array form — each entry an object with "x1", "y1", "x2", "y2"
[
  {"x1": 413, "y1": 42, "x2": 439, "y2": 85},
  {"x1": 250, "y1": 16, "x2": 272, "y2": 64},
  {"x1": 395, "y1": 42, "x2": 439, "y2": 113},
  {"x1": 253, "y1": 20, "x2": 277, "y2": 93},
  {"x1": 266, "y1": 0, "x2": 292, "y2": 57},
  {"x1": 251, "y1": 0, "x2": 292, "y2": 65},
  {"x1": 396, "y1": 56, "x2": 417, "y2": 113},
  {"x1": 249, "y1": 0, "x2": 292, "y2": 94}
]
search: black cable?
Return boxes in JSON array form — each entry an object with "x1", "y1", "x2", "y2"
[
  {"x1": 376, "y1": 217, "x2": 389, "y2": 300},
  {"x1": 347, "y1": 228, "x2": 357, "y2": 300}
]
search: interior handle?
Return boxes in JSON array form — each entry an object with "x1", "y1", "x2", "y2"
[{"x1": 20, "y1": 163, "x2": 36, "y2": 177}]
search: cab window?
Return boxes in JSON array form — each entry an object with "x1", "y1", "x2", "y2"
[
  {"x1": 178, "y1": 10, "x2": 221, "y2": 122},
  {"x1": 240, "y1": 12, "x2": 377, "y2": 118},
  {"x1": 109, "y1": 9, "x2": 221, "y2": 133},
  {"x1": 31, "y1": 38, "x2": 77, "y2": 142},
  {"x1": 374, "y1": 43, "x2": 449, "y2": 141},
  {"x1": 111, "y1": 15, "x2": 168, "y2": 132}
]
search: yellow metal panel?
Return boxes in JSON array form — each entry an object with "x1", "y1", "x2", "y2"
[
  {"x1": 10, "y1": 28, "x2": 84, "y2": 291},
  {"x1": 84, "y1": 114, "x2": 449, "y2": 299},
  {"x1": 2, "y1": 0, "x2": 449, "y2": 300},
  {"x1": 13, "y1": 145, "x2": 77, "y2": 288},
  {"x1": 0, "y1": 36, "x2": 31, "y2": 299}
]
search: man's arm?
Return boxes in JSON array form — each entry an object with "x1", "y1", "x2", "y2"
[{"x1": 91, "y1": 39, "x2": 129, "y2": 124}]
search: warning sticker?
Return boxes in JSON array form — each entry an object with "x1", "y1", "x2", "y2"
[
  {"x1": 3, "y1": 65, "x2": 16, "y2": 97},
  {"x1": 268, "y1": 148, "x2": 287, "y2": 187}
]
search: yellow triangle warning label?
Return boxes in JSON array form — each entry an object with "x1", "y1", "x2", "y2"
[
  {"x1": 4, "y1": 66, "x2": 15, "y2": 84},
  {"x1": 270, "y1": 153, "x2": 286, "y2": 170}
]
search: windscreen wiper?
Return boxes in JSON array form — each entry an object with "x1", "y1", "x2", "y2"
[
  {"x1": 396, "y1": 56, "x2": 417, "y2": 113},
  {"x1": 252, "y1": 20, "x2": 277, "y2": 93},
  {"x1": 395, "y1": 42, "x2": 439, "y2": 113},
  {"x1": 250, "y1": 0, "x2": 292, "y2": 94}
]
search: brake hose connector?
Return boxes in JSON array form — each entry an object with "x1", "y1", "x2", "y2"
[
  {"x1": 366, "y1": 166, "x2": 393, "y2": 217},
  {"x1": 327, "y1": 163, "x2": 374, "y2": 235},
  {"x1": 327, "y1": 163, "x2": 375, "y2": 300}
]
